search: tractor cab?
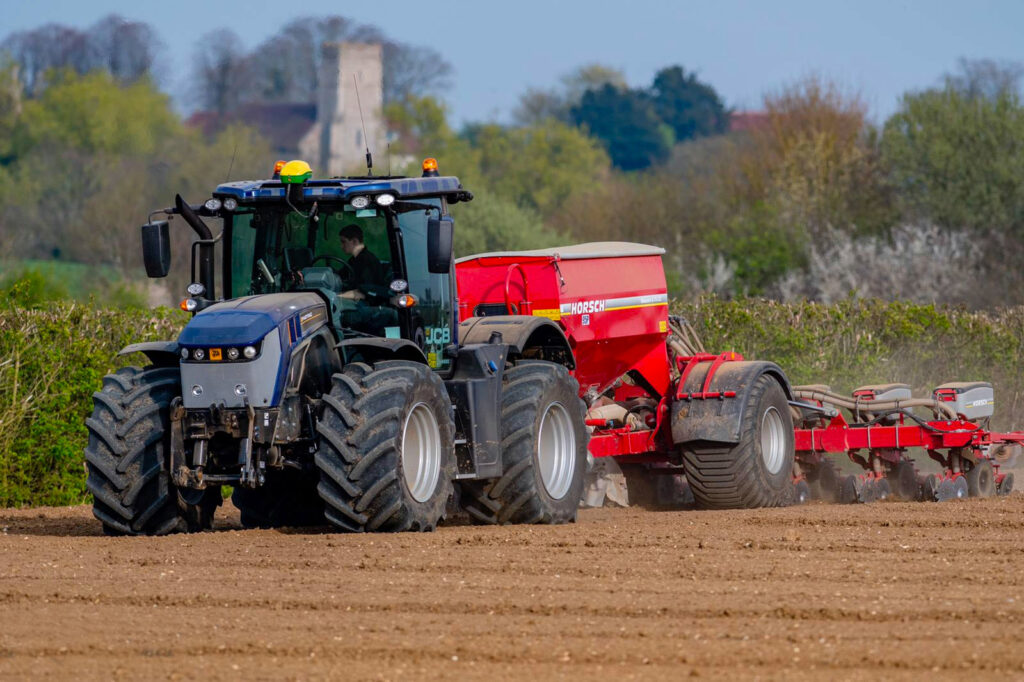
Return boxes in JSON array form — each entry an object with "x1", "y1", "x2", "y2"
[{"x1": 144, "y1": 158, "x2": 472, "y2": 371}]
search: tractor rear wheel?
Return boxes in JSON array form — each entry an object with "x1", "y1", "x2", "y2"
[
  {"x1": 315, "y1": 360, "x2": 455, "y2": 532},
  {"x1": 682, "y1": 374, "x2": 795, "y2": 509},
  {"x1": 85, "y1": 366, "x2": 218, "y2": 535},
  {"x1": 965, "y1": 458, "x2": 996, "y2": 498},
  {"x1": 462, "y1": 361, "x2": 588, "y2": 525}
]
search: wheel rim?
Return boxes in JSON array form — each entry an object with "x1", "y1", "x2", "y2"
[
  {"x1": 760, "y1": 406, "x2": 786, "y2": 475},
  {"x1": 401, "y1": 403, "x2": 442, "y2": 503},
  {"x1": 537, "y1": 402, "x2": 576, "y2": 499}
]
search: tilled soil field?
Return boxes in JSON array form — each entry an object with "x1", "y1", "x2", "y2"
[{"x1": 1, "y1": 496, "x2": 1023, "y2": 681}]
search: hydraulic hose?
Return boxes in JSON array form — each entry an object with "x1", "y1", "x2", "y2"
[{"x1": 792, "y1": 387, "x2": 958, "y2": 422}]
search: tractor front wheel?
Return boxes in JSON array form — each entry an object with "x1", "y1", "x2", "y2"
[
  {"x1": 85, "y1": 366, "x2": 218, "y2": 535},
  {"x1": 315, "y1": 361, "x2": 455, "y2": 532}
]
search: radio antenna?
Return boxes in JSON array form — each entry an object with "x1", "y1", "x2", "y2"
[
  {"x1": 224, "y1": 139, "x2": 238, "y2": 183},
  {"x1": 387, "y1": 142, "x2": 392, "y2": 176},
  {"x1": 353, "y1": 74, "x2": 373, "y2": 176}
]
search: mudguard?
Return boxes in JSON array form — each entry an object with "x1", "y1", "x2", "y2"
[
  {"x1": 671, "y1": 360, "x2": 792, "y2": 446},
  {"x1": 118, "y1": 341, "x2": 180, "y2": 366},
  {"x1": 338, "y1": 337, "x2": 428, "y2": 365},
  {"x1": 458, "y1": 316, "x2": 574, "y2": 369}
]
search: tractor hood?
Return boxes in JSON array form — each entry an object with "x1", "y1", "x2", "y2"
[
  {"x1": 177, "y1": 292, "x2": 329, "y2": 409},
  {"x1": 178, "y1": 293, "x2": 325, "y2": 347}
]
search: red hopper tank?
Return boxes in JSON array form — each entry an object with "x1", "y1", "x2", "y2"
[{"x1": 455, "y1": 242, "x2": 671, "y2": 398}]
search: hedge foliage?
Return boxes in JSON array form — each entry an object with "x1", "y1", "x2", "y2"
[
  {"x1": 0, "y1": 299, "x2": 186, "y2": 506},
  {"x1": 3, "y1": 296, "x2": 1024, "y2": 507}
]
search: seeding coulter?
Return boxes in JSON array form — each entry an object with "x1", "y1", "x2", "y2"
[
  {"x1": 457, "y1": 243, "x2": 1017, "y2": 507},
  {"x1": 89, "y1": 160, "x2": 1016, "y2": 537}
]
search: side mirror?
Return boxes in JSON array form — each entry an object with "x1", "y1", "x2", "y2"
[
  {"x1": 427, "y1": 216, "x2": 454, "y2": 274},
  {"x1": 141, "y1": 221, "x2": 171, "y2": 278}
]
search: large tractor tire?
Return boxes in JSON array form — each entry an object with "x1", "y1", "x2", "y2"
[
  {"x1": 85, "y1": 366, "x2": 219, "y2": 536},
  {"x1": 232, "y1": 468, "x2": 325, "y2": 529},
  {"x1": 462, "y1": 361, "x2": 588, "y2": 525},
  {"x1": 315, "y1": 360, "x2": 456, "y2": 532},
  {"x1": 682, "y1": 374, "x2": 795, "y2": 509}
]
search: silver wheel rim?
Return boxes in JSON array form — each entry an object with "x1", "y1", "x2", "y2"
[
  {"x1": 401, "y1": 402, "x2": 442, "y2": 503},
  {"x1": 537, "y1": 402, "x2": 576, "y2": 499},
  {"x1": 760, "y1": 406, "x2": 786, "y2": 475}
]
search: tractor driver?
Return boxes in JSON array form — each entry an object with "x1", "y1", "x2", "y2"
[{"x1": 338, "y1": 224, "x2": 386, "y2": 300}]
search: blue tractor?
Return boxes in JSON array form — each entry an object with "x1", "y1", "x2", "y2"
[{"x1": 84, "y1": 160, "x2": 587, "y2": 534}]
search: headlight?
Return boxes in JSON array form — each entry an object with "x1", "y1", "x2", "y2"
[
  {"x1": 223, "y1": 197, "x2": 238, "y2": 211},
  {"x1": 389, "y1": 278, "x2": 408, "y2": 293},
  {"x1": 350, "y1": 196, "x2": 370, "y2": 209},
  {"x1": 204, "y1": 198, "x2": 222, "y2": 211},
  {"x1": 243, "y1": 345, "x2": 257, "y2": 359},
  {"x1": 180, "y1": 348, "x2": 189, "y2": 359},
  {"x1": 226, "y1": 347, "x2": 240, "y2": 361},
  {"x1": 375, "y1": 193, "x2": 395, "y2": 206},
  {"x1": 186, "y1": 282, "x2": 206, "y2": 297},
  {"x1": 193, "y1": 348, "x2": 205, "y2": 361}
]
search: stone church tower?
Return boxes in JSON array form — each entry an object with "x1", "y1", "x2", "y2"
[{"x1": 299, "y1": 42, "x2": 386, "y2": 176}]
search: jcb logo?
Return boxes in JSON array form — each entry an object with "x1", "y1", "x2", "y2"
[{"x1": 426, "y1": 327, "x2": 451, "y2": 345}]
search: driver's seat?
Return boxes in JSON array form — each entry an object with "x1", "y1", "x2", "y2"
[{"x1": 284, "y1": 247, "x2": 314, "y2": 272}]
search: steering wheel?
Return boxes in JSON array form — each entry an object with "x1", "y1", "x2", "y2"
[{"x1": 311, "y1": 254, "x2": 355, "y2": 279}]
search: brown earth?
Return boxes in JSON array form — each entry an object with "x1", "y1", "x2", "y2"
[{"x1": 1, "y1": 496, "x2": 1023, "y2": 681}]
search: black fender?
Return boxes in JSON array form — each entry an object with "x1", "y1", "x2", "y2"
[
  {"x1": 458, "y1": 315, "x2": 575, "y2": 369},
  {"x1": 337, "y1": 337, "x2": 428, "y2": 365},
  {"x1": 671, "y1": 360, "x2": 793, "y2": 446},
  {"x1": 118, "y1": 341, "x2": 180, "y2": 367},
  {"x1": 286, "y1": 328, "x2": 342, "y2": 398}
]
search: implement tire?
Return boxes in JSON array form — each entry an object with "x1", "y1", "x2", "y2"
[
  {"x1": 232, "y1": 469, "x2": 325, "y2": 529},
  {"x1": 315, "y1": 360, "x2": 455, "y2": 532},
  {"x1": 965, "y1": 458, "x2": 996, "y2": 498},
  {"x1": 85, "y1": 366, "x2": 218, "y2": 535},
  {"x1": 462, "y1": 361, "x2": 588, "y2": 525},
  {"x1": 682, "y1": 374, "x2": 794, "y2": 509}
]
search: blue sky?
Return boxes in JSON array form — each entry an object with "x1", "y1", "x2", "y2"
[{"x1": 4, "y1": 0, "x2": 1022, "y2": 124}]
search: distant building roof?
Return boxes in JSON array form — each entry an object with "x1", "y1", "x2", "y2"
[
  {"x1": 729, "y1": 110, "x2": 769, "y2": 133},
  {"x1": 186, "y1": 103, "x2": 317, "y2": 155}
]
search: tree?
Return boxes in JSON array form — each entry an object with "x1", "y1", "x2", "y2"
[
  {"x1": 1, "y1": 15, "x2": 163, "y2": 94},
  {"x1": 757, "y1": 76, "x2": 893, "y2": 236},
  {"x1": 944, "y1": 57, "x2": 1023, "y2": 101},
  {"x1": 191, "y1": 29, "x2": 252, "y2": 114},
  {"x1": 512, "y1": 63, "x2": 626, "y2": 126},
  {"x1": 882, "y1": 86, "x2": 1024, "y2": 233},
  {"x1": 650, "y1": 65, "x2": 729, "y2": 141},
  {"x1": 468, "y1": 120, "x2": 611, "y2": 215},
  {"x1": 1, "y1": 70, "x2": 268, "y2": 288},
  {"x1": 571, "y1": 84, "x2": 672, "y2": 170},
  {"x1": 85, "y1": 16, "x2": 164, "y2": 84}
]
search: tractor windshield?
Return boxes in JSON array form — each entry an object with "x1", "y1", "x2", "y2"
[
  {"x1": 228, "y1": 206, "x2": 392, "y2": 299},
  {"x1": 225, "y1": 199, "x2": 454, "y2": 370}
]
